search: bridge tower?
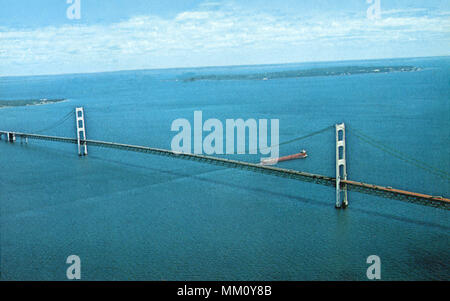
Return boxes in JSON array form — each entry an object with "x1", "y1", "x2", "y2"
[
  {"x1": 335, "y1": 123, "x2": 348, "y2": 209},
  {"x1": 75, "y1": 107, "x2": 88, "y2": 156}
]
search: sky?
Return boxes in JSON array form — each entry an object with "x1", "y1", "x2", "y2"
[{"x1": 0, "y1": 0, "x2": 449, "y2": 76}]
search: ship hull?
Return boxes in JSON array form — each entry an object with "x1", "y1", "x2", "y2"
[{"x1": 260, "y1": 151, "x2": 307, "y2": 165}]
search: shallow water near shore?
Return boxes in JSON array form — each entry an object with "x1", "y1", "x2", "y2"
[{"x1": 0, "y1": 57, "x2": 449, "y2": 280}]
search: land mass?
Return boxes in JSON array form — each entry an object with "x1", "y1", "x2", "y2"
[
  {"x1": 0, "y1": 98, "x2": 66, "y2": 108},
  {"x1": 181, "y1": 65, "x2": 420, "y2": 82}
]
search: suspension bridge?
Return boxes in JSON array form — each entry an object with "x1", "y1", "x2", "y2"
[{"x1": 1, "y1": 107, "x2": 449, "y2": 210}]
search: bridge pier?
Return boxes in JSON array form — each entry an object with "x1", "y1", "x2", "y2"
[
  {"x1": 335, "y1": 123, "x2": 348, "y2": 209},
  {"x1": 6, "y1": 132, "x2": 16, "y2": 143}
]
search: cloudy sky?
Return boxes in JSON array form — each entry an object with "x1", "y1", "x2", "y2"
[{"x1": 0, "y1": 0, "x2": 449, "y2": 76}]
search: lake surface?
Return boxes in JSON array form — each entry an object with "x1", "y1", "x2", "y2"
[{"x1": 0, "y1": 57, "x2": 449, "y2": 280}]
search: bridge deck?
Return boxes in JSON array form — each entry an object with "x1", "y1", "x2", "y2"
[{"x1": 1, "y1": 130, "x2": 449, "y2": 210}]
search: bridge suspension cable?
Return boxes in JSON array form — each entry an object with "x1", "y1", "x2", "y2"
[
  {"x1": 253, "y1": 125, "x2": 334, "y2": 154},
  {"x1": 276, "y1": 125, "x2": 334, "y2": 148},
  {"x1": 32, "y1": 110, "x2": 73, "y2": 134},
  {"x1": 347, "y1": 126, "x2": 450, "y2": 181}
]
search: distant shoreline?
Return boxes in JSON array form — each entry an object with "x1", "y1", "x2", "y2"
[
  {"x1": 180, "y1": 66, "x2": 421, "y2": 82},
  {"x1": 0, "y1": 55, "x2": 446, "y2": 78},
  {"x1": 0, "y1": 98, "x2": 67, "y2": 109}
]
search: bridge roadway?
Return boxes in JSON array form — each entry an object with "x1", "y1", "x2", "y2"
[{"x1": 1, "y1": 130, "x2": 449, "y2": 210}]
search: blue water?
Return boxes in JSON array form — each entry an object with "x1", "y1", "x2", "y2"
[{"x1": 0, "y1": 57, "x2": 449, "y2": 280}]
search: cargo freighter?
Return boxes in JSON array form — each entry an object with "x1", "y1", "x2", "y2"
[{"x1": 260, "y1": 150, "x2": 307, "y2": 165}]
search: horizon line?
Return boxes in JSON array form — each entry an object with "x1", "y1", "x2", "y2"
[{"x1": 1, "y1": 54, "x2": 449, "y2": 79}]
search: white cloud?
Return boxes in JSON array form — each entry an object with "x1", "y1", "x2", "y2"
[
  {"x1": 175, "y1": 11, "x2": 212, "y2": 21},
  {"x1": 0, "y1": 3, "x2": 449, "y2": 76},
  {"x1": 382, "y1": 8, "x2": 429, "y2": 16}
]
